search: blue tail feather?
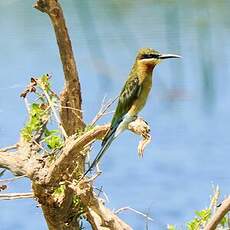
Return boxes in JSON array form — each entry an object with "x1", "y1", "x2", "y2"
[
  {"x1": 83, "y1": 132, "x2": 115, "y2": 177},
  {"x1": 102, "y1": 118, "x2": 121, "y2": 146},
  {"x1": 83, "y1": 114, "x2": 133, "y2": 177}
]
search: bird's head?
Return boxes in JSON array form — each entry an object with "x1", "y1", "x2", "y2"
[{"x1": 136, "y1": 48, "x2": 181, "y2": 68}]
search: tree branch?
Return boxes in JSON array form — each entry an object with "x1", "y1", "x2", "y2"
[
  {"x1": 204, "y1": 196, "x2": 230, "y2": 230},
  {"x1": 34, "y1": 0, "x2": 85, "y2": 135},
  {"x1": 29, "y1": 118, "x2": 150, "y2": 229},
  {"x1": 115, "y1": 206, "x2": 153, "y2": 222},
  {"x1": 0, "y1": 175, "x2": 26, "y2": 183},
  {"x1": 0, "y1": 145, "x2": 17, "y2": 152},
  {"x1": 0, "y1": 192, "x2": 34, "y2": 201},
  {"x1": 42, "y1": 117, "x2": 151, "y2": 185},
  {"x1": 0, "y1": 144, "x2": 45, "y2": 179},
  {"x1": 0, "y1": 150, "x2": 28, "y2": 176},
  {"x1": 71, "y1": 181, "x2": 132, "y2": 230},
  {"x1": 43, "y1": 124, "x2": 109, "y2": 185}
]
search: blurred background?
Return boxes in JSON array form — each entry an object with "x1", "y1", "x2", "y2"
[{"x1": 0, "y1": 0, "x2": 230, "y2": 229}]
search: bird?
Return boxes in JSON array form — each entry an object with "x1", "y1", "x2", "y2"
[{"x1": 84, "y1": 48, "x2": 181, "y2": 177}]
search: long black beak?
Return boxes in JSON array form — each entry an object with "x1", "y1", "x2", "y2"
[{"x1": 159, "y1": 54, "x2": 181, "y2": 59}]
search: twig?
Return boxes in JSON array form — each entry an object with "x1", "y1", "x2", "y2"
[
  {"x1": 87, "y1": 171, "x2": 102, "y2": 182},
  {"x1": 0, "y1": 145, "x2": 17, "y2": 152},
  {"x1": 90, "y1": 96, "x2": 118, "y2": 126},
  {"x1": 24, "y1": 97, "x2": 30, "y2": 114},
  {"x1": 204, "y1": 196, "x2": 230, "y2": 230},
  {"x1": 115, "y1": 206, "x2": 154, "y2": 222},
  {"x1": 0, "y1": 175, "x2": 26, "y2": 183},
  {"x1": 54, "y1": 104, "x2": 84, "y2": 125},
  {"x1": 209, "y1": 185, "x2": 220, "y2": 214},
  {"x1": 0, "y1": 192, "x2": 34, "y2": 200},
  {"x1": 78, "y1": 171, "x2": 102, "y2": 185},
  {"x1": 41, "y1": 87, "x2": 68, "y2": 139},
  {"x1": 32, "y1": 139, "x2": 49, "y2": 155},
  {"x1": 93, "y1": 186, "x2": 110, "y2": 203}
]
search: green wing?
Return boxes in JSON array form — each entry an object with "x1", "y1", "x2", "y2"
[
  {"x1": 111, "y1": 75, "x2": 141, "y2": 127},
  {"x1": 101, "y1": 76, "x2": 141, "y2": 148},
  {"x1": 102, "y1": 75, "x2": 141, "y2": 146}
]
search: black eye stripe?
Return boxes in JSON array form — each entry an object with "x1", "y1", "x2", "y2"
[{"x1": 141, "y1": 54, "x2": 159, "y2": 59}]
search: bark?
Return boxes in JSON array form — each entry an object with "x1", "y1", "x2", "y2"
[
  {"x1": 204, "y1": 196, "x2": 230, "y2": 230},
  {"x1": 0, "y1": 121, "x2": 147, "y2": 229},
  {"x1": 34, "y1": 0, "x2": 85, "y2": 135}
]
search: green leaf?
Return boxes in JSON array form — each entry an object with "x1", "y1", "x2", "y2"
[
  {"x1": 187, "y1": 209, "x2": 211, "y2": 230},
  {"x1": 44, "y1": 129, "x2": 59, "y2": 137},
  {"x1": 194, "y1": 209, "x2": 211, "y2": 221},
  {"x1": 38, "y1": 74, "x2": 51, "y2": 94},
  {"x1": 44, "y1": 133, "x2": 63, "y2": 149},
  {"x1": 187, "y1": 218, "x2": 200, "y2": 230}
]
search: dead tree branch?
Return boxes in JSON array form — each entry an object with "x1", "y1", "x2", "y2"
[
  {"x1": 43, "y1": 118, "x2": 150, "y2": 185},
  {"x1": 34, "y1": 0, "x2": 85, "y2": 135},
  {"x1": 204, "y1": 196, "x2": 230, "y2": 230},
  {"x1": 70, "y1": 181, "x2": 132, "y2": 230},
  {"x1": 0, "y1": 175, "x2": 26, "y2": 183},
  {"x1": 0, "y1": 151, "x2": 26, "y2": 176},
  {"x1": 90, "y1": 96, "x2": 118, "y2": 126},
  {"x1": 43, "y1": 124, "x2": 109, "y2": 185},
  {"x1": 0, "y1": 140, "x2": 47, "y2": 178},
  {"x1": 0, "y1": 118, "x2": 149, "y2": 229},
  {"x1": 0, "y1": 192, "x2": 34, "y2": 201},
  {"x1": 115, "y1": 206, "x2": 153, "y2": 222}
]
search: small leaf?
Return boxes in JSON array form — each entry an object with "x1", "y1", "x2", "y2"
[{"x1": 44, "y1": 133, "x2": 63, "y2": 150}]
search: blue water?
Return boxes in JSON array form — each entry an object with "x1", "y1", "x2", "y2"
[{"x1": 0, "y1": 0, "x2": 230, "y2": 229}]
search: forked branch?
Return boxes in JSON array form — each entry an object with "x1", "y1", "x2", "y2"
[{"x1": 43, "y1": 117, "x2": 151, "y2": 185}]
